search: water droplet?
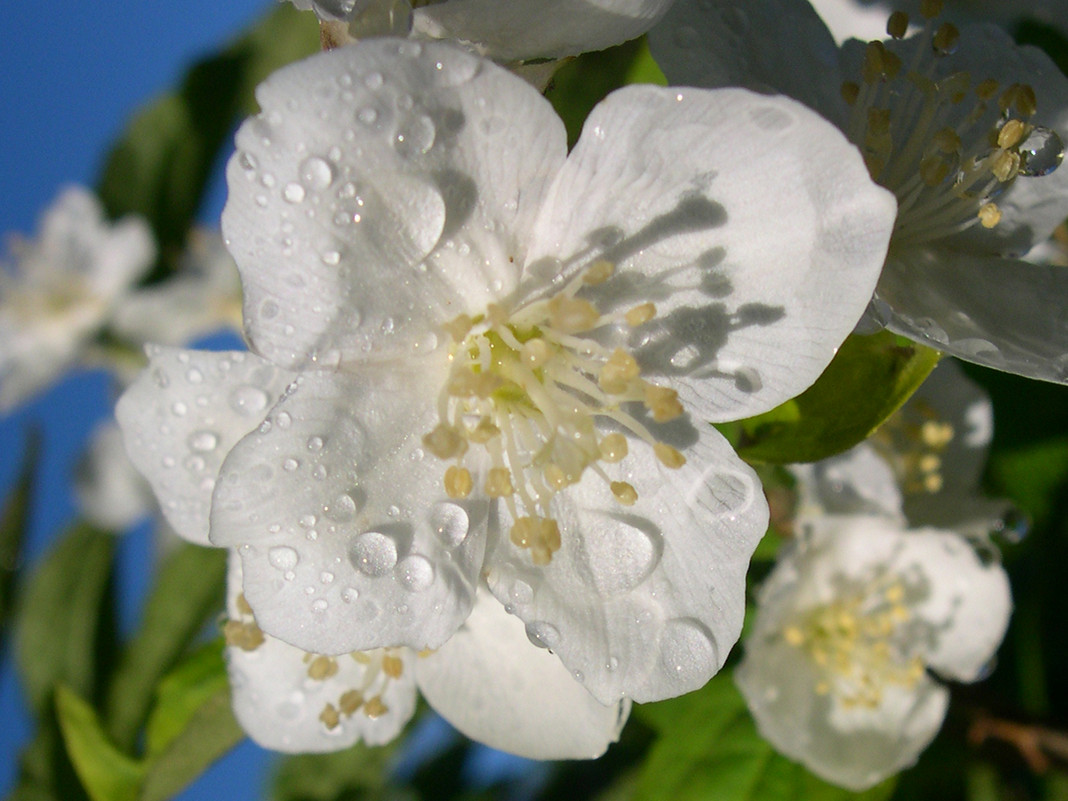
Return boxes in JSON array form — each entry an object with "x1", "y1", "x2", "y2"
[
  {"x1": 993, "y1": 507, "x2": 1031, "y2": 543},
  {"x1": 186, "y1": 367, "x2": 204, "y2": 384},
  {"x1": 276, "y1": 412, "x2": 292, "y2": 429},
  {"x1": 307, "y1": 436, "x2": 324, "y2": 451},
  {"x1": 356, "y1": 106, "x2": 378, "y2": 126},
  {"x1": 238, "y1": 151, "x2": 258, "y2": 173},
  {"x1": 349, "y1": 531, "x2": 398, "y2": 576},
  {"x1": 430, "y1": 502, "x2": 469, "y2": 546},
  {"x1": 525, "y1": 621, "x2": 560, "y2": 649},
  {"x1": 660, "y1": 618, "x2": 719, "y2": 687},
  {"x1": 299, "y1": 514, "x2": 317, "y2": 528},
  {"x1": 321, "y1": 250, "x2": 341, "y2": 266},
  {"x1": 606, "y1": 656, "x2": 620, "y2": 672},
  {"x1": 1020, "y1": 126, "x2": 1064, "y2": 177},
  {"x1": 183, "y1": 455, "x2": 205, "y2": 472},
  {"x1": 396, "y1": 554, "x2": 435, "y2": 592},
  {"x1": 394, "y1": 115, "x2": 436, "y2": 157},
  {"x1": 311, "y1": 599, "x2": 328, "y2": 613},
  {"x1": 152, "y1": 368, "x2": 170, "y2": 388},
  {"x1": 171, "y1": 401, "x2": 187, "y2": 416},
  {"x1": 312, "y1": 464, "x2": 328, "y2": 481},
  {"x1": 582, "y1": 520, "x2": 661, "y2": 597},
  {"x1": 283, "y1": 182, "x2": 305, "y2": 203},
  {"x1": 364, "y1": 71, "x2": 384, "y2": 89},
  {"x1": 432, "y1": 53, "x2": 480, "y2": 87},
  {"x1": 268, "y1": 546, "x2": 299, "y2": 571},
  {"x1": 188, "y1": 430, "x2": 219, "y2": 452},
  {"x1": 229, "y1": 385, "x2": 269, "y2": 416},
  {"x1": 300, "y1": 156, "x2": 335, "y2": 189},
  {"x1": 341, "y1": 587, "x2": 359, "y2": 603},
  {"x1": 283, "y1": 457, "x2": 300, "y2": 472},
  {"x1": 261, "y1": 300, "x2": 280, "y2": 319},
  {"x1": 320, "y1": 570, "x2": 334, "y2": 584},
  {"x1": 325, "y1": 492, "x2": 358, "y2": 522}
]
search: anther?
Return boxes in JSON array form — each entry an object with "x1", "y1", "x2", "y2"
[
  {"x1": 583, "y1": 260, "x2": 615, "y2": 285},
  {"x1": 339, "y1": 689, "x2": 363, "y2": 716},
  {"x1": 485, "y1": 467, "x2": 514, "y2": 497},
  {"x1": 236, "y1": 594, "x2": 254, "y2": 615},
  {"x1": 978, "y1": 201, "x2": 1002, "y2": 227},
  {"x1": 599, "y1": 348, "x2": 640, "y2": 394},
  {"x1": 887, "y1": 10, "x2": 908, "y2": 38},
  {"x1": 444, "y1": 465, "x2": 473, "y2": 498},
  {"x1": 919, "y1": 0, "x2": 943, "y2": 19},
  {"x1": 363, "y1": 695, "x2": 388, "y2": 719},
  {"x1": 521, "y1": 338, "x2": 552, "y2": 368},
  {"x1": 548, "y1": 295, "x2": 601, "y2": 333},
  {"x1": 999, "y1": 83, "x2": 1037, "y2": 117},
  {"x1": 599, "y1": 432, "x2": 629, "y2": 462},
  {"x1": 998, "y1": 119, "x2": 1029, "y2": 149},
  {"x1": 468, "y1": 417, "x2": 501, "y2": 444},
  {"x1": 382, "y1": 654, "x2": 404, "y2": 678},
  {"x1": 654, "y1": 442, "x2": 687, "y2": 469},
  {"x1": 611, "y1": 481, "x2": 639, "y2": 505},
  {"x1": 423, "y1": 423, "x2": 466, "y2": 459},
  {"x1": 625, "y1": 302, "x2": 656, "y2": 327},
  {"x1": 307, "y1": 655, "x2": 339, "y2": 680},
  {"x1": 320, "y1": 703, "x2": 340, "y2": 730},
  {"x1": 644, "y1": 384, "x2": 684, "y2": 422},
  {"x1": 224, "y1": 620, "x2": 265, "y2": 651},
  {"x1": 841, "y1": 81, "x2": 861, "y2": 105},
  {"x1": 932, "y1": 23, "x2": 959, "y2": 56}
]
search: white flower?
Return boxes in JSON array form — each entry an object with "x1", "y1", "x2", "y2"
[
  {"x1": 118, "y1": 38, "x2": 894, "y2": 716},
  {"x1": 736, "y1": 516, "x2": 1011, "y2": 790},
  {"x1": 225, "y1": 555, "x2": 628, "y2": 757},
  {"x1": 0, "y1": 186, "x2": 154, "y2": 410},
  {"x1": 113, "y1": 229, "x2": 243, "y2": 348},
  {"x1": 651, "y1": 0, "x2": 1068, "y2": 382},
  {"x1": 290, "y1": 0, "x2": 680, "y2": 61},
  {"x1": 75, "y1": 421, "x2": 158, "y2": 532},
  {"x1": 737, "y1": 360, "x2": 1012, "y2": 789}
]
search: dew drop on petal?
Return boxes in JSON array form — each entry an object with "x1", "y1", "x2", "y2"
[
  {"x1": 324, "y1": 492, "x2": 358, "y2": 522},
  {"x1": 395, "y1": 554, "x2": 435, "y2": 592},
  {"x1": 1019, "y1": 126, "x2": 1064, "y2": 176},
  {"x1": 300, "y1": 156, "x2": 335, "y2": 189},
  {"x1": 348, "y1": 531, "x2": 398, "y2": 576},
  {"x1": 341, "y1": 586, "x2": 359, "y2": 603},
  {"x1": 525, "y1": 621, "x2": 560, "y2": 649},
  {"x1": 229, "y1": 385, "x2": 269, "y2": 416},
  {"x1": 187, "y1": 430, "x2": 218, "y2": 452},
  {"x1": 659, "y1": 618, "x2": 719, "y2": 686},
  {"x1": 429, "y1": 502, "x2": 469, "y2": 547},
  {"x1": 268, "y1": 546, "x2": 299, "y2": 571},
  {"x1": 283, "y1": 182, "x2": 306, "y2": 204},
  {"x1": 311, "y1": 598, "x2": 328, "y2": 613},
  {"x1": 306, "y1": 435, "x2": 324, "y2": 451}
]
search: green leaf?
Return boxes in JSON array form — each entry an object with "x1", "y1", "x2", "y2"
[
  {"x1": 546, "y1": 36, "x2": 666, "y2": 147},
  {"x1": 105, "y1": 544, "x2": 227, "y2": 749},
  {"x1": 96, "y1": 4, "x2": 319, "y2": 269},
  {"x1": 0, "y1": 432, "x2": 39, "y2": 636},
  {"x1": 15, "y1": 524, "x2": 117, "y2": 713},
  {"x1": 138, "y1": 640, "x2": 244, "y2": 801},
  {"x1": 8, "y1": 712, "x2": 94, "y2": 801},
  {"x1": 55, "y1": 686, "x2": 145, "y2": 801},
  {"x1": 635, "y1": 674, "x2": 896, "y2": 801},
  {"x1": 734, "y1": 331, "x2": 940, "y2": 464},
  {"x1": 270, "y1": 739, "x2": 408, "y2": 801}
]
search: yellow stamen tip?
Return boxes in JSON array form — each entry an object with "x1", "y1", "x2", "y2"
[
  {"x1": 610, "y1": 480, "x2": 638, "y2": 506},
  {"x1": 444, "y1": 465, "x2": 473, "y2": 498}
]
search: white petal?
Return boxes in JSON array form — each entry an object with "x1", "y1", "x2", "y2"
[
  {"x1": 74, "y1": 422, "x2": 155, "y2": 531},
  {"x1": 736, "y1": 637, "x2": 949, "y2": 791},
  {"x1": 648, "y1": 0, "x2": 846, "y2": 125},
  {"x1": 225, "y1": 555, "x2": 417, "y2": 752},
  {"x1": 115, "y1": 347, "x2": 296, "y2": 545},
  {"x1": 223, "y1": 39, "x2": 565, "y2": 371},
  {"x1": 412, "y1": 0, "x2": 675, "y2": 61},
  {"x1": 210, "y1": 364, "x2": 487, "y2": 655},
  {"x1": 791, "y1": 443, "x2": 904, "y2": 521},
  {"x1": 876, "y1": 248, "x2": 1068, "y2": 383},
  {"x1": 415, "y1": 589, "x2": 629, "y2": 759},
  {"x1": 808, "y1": 0, "x2": 899, "y2": 43},
  {"x1": 525, "y1": 86, "x2": 895, "y2": 420},
  {"x1": 486, "y1": 421, "x2": 767, "y2": 705}
]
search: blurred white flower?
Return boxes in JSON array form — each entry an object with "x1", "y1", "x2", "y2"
[
  {"x1": 75, "y1": 421, "x2": 157, "y2": 532},
  {"x1": 289, "y1": 0, "x2": 680, "y2": 61},
  {"x1": 118, "y1": 37, "x2": 894, "y2": 728},
  {"x1": 0, "y1": 187, "x2": 154, "y2": 410},
  {"x1": 651, "y1": 0, "x2": 1068, "y2": 382},
  {"x1": 113, "y1": 229, "x2": 243, "y2": 348}
]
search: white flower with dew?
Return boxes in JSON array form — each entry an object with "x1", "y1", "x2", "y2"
[
  {"x1": 736, "y1": 516, "x2": 1011, "y2": 790},
  {"x1": 226, "y1": 554, "x2": 628, "y2": 757},
  {"x1": 0, "y1": 186, "x2": 155, "y2": 410},
  {"x1": 650, "y1": 0, "x2": 1068, "y2": 383},
  {"x1": 289, "y1": 0, "x2": 679, "y2": 62},
  {"x1": 118, "y1": 38, "x2": 894, "y2": 710}
]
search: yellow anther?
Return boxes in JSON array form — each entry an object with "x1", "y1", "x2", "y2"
[
  {"x1": 583, "y1": 260, "x2": 615, "y2": 285},
  {"x1": 548, "y1": 295, "x2": 601, "y2": 333},
  {"x1": 932, "y1": 22, "x2": 959, "y2": 55},
  {"x1": 236, "y1": 594, "x2": 254, "y2": 616},
  {"x1": 999, "y1": 83, "x2": 1037, "y2": 117},
  {"x1": 521, "y1": 338, "x2": 552, "y2": 368},
  {"x1": 339, "y1": 689, "x2": 364, "y2": 716},
  {"x1": 644, "y1": 383, "x2": 684, "y2": 422},
  {"x1": 599, "y1": 348, "x2": 640, "y2": 394},
  {"x1": 885, "y1": 584, "x2": 905, "y2": 604},
  {"x1": 654, "y1": 442, "x2": 687, "y2": 469},
  {"x1": 307, "y1": 655, "x2": 339, "y2": 681},
  {"x1": 223, "y1": 620, "x2": 265, "y2": 651},
  {"x1": 919, "y1": 0, "x2": 943, "y2": 18},
  {"x1": 887, "y1": 10, "x2": 908, "y2": 38},
  {"x1": 923, "y1": 472, "x2": 944, "y2": 492},
  {"x1": 441, "y1": 314, "x2": 473, "y2": 342},
  {"x1": 919, "y1": 453, "x2": 941, "y2": 473},
  {"x1": 599, "y1": 432, "x2": 629, "y2": 462},
  {"x1": 351, "y1": 651, "x2": 372, "y2": 664},
  {"x1": 991, "y1": 150, "x2": 1021, "y2": 182},
  {"x1": 998, "y1": 118, "x2": 1029, "y2": 149},
  {"x1": 862, "y1": 41, "x2": 902, "y2": 83},
  {"x1": 468, "y1": 417, "x2": 501, "y2": 444},
  {"x1": 363, "y1": 695, "x2": 388, "y2": 719},
  {"x1": 320, "y1": 703, "x2": 341, "y2": 730},
  {"x1": 783, "y1": 626, "x2": 805, "y2": 646},
  {"x1": 920, "y1": 420, "x2": 954, "y2": 447},
  {"x1": 868, "y1": 107, "x2": 892, "y2": 136},
  {"x1": 382, "y1": 654, "x2": 404, "y2": 679},
  {"x1": 510, "y1": 517, "x2": 537, "y2": 548},
  {"x1": 485, "y1": 467, "x2": 514, "y2": 497},
  {"x1": 976, "y1": 78, "x2": 999, "y2": 100},
  {"x1": 543, "y1": 463, "x2": 570, "y2": 489},
  {"x1": 938, "y1": 71, "x2": 969, "y2": 103},
  {"x1": 920, "y1": 155, "x2": 952, "y2": 186},
  {"x1": 625, "y1": 302, "x2": 656, "y2": 327},
  {"x1": 932, "y1": 127, "x2": 961, "y2": 153},
  {"x1": 423, "y1": 423, "x2": 466, "y2": 459},
  {"x1": 510, "y1": 516, "x2": 561, "y2": 565},
  {"x1": 611, "y1": 481, "x2": 639, "y2": 506},
  {"x1": 840, "y1": 81, "x2": 860, "y2": 105},
  {"x1": 444, "y1": 465, "x2": 473, "y2": 498}
]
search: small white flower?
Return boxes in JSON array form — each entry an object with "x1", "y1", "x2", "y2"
[
  {"x1": 0, "y1": 187, "x2": 154, "y2": 410},
  {"x1": 736, "y1": 516, "x2": 1011, "y2": 790},
  {"x1": 75, "y1": 421, "x2": 158, "y2": 532},
  {"x1": 290, "y1": 0, "x2": 680, "y2": 61},
  {"x1": 113, "y1": 229, "x2": 243, "y2": 348},
  {"x1": 119, "y1": 39, "x2": 893, "y2": 715},
  {"x1": 651, "y1": 0, "x2": 1068, "y2": 382},
  {"x1": 225, "y1": 555, "x2": 628, "y2": 757}
]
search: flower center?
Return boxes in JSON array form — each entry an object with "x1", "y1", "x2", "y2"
[
  {"x1": 840, "y1": 0, "x2": 1064, "y2": 248},
  {"x1": 781, "y1": 574, "x2": 924, "y2": 708},
  {"x1": 422, "y1": 260, "x2": 687, "y2": 565}
]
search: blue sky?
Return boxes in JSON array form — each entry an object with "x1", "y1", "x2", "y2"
[{"x1": 0, "y1": 1, "x2": 282, "y2": 797}]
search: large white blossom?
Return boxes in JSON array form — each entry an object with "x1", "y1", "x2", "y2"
[
  {"x1": 0, "y1": 187, "x2": 155, "y2": 410},
  {"x1": 118, "y1": 37, "x2": 894, "y2": 729},
  {"x1": 736, "y1": 361, "x2": 1012, "y2": 789},
  {"x1": 289, "y1": 0, "x2": 679, "y2": 61},
  {"x1": 651, "y1": 0, "x2": 1068, "y2": 382}
]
